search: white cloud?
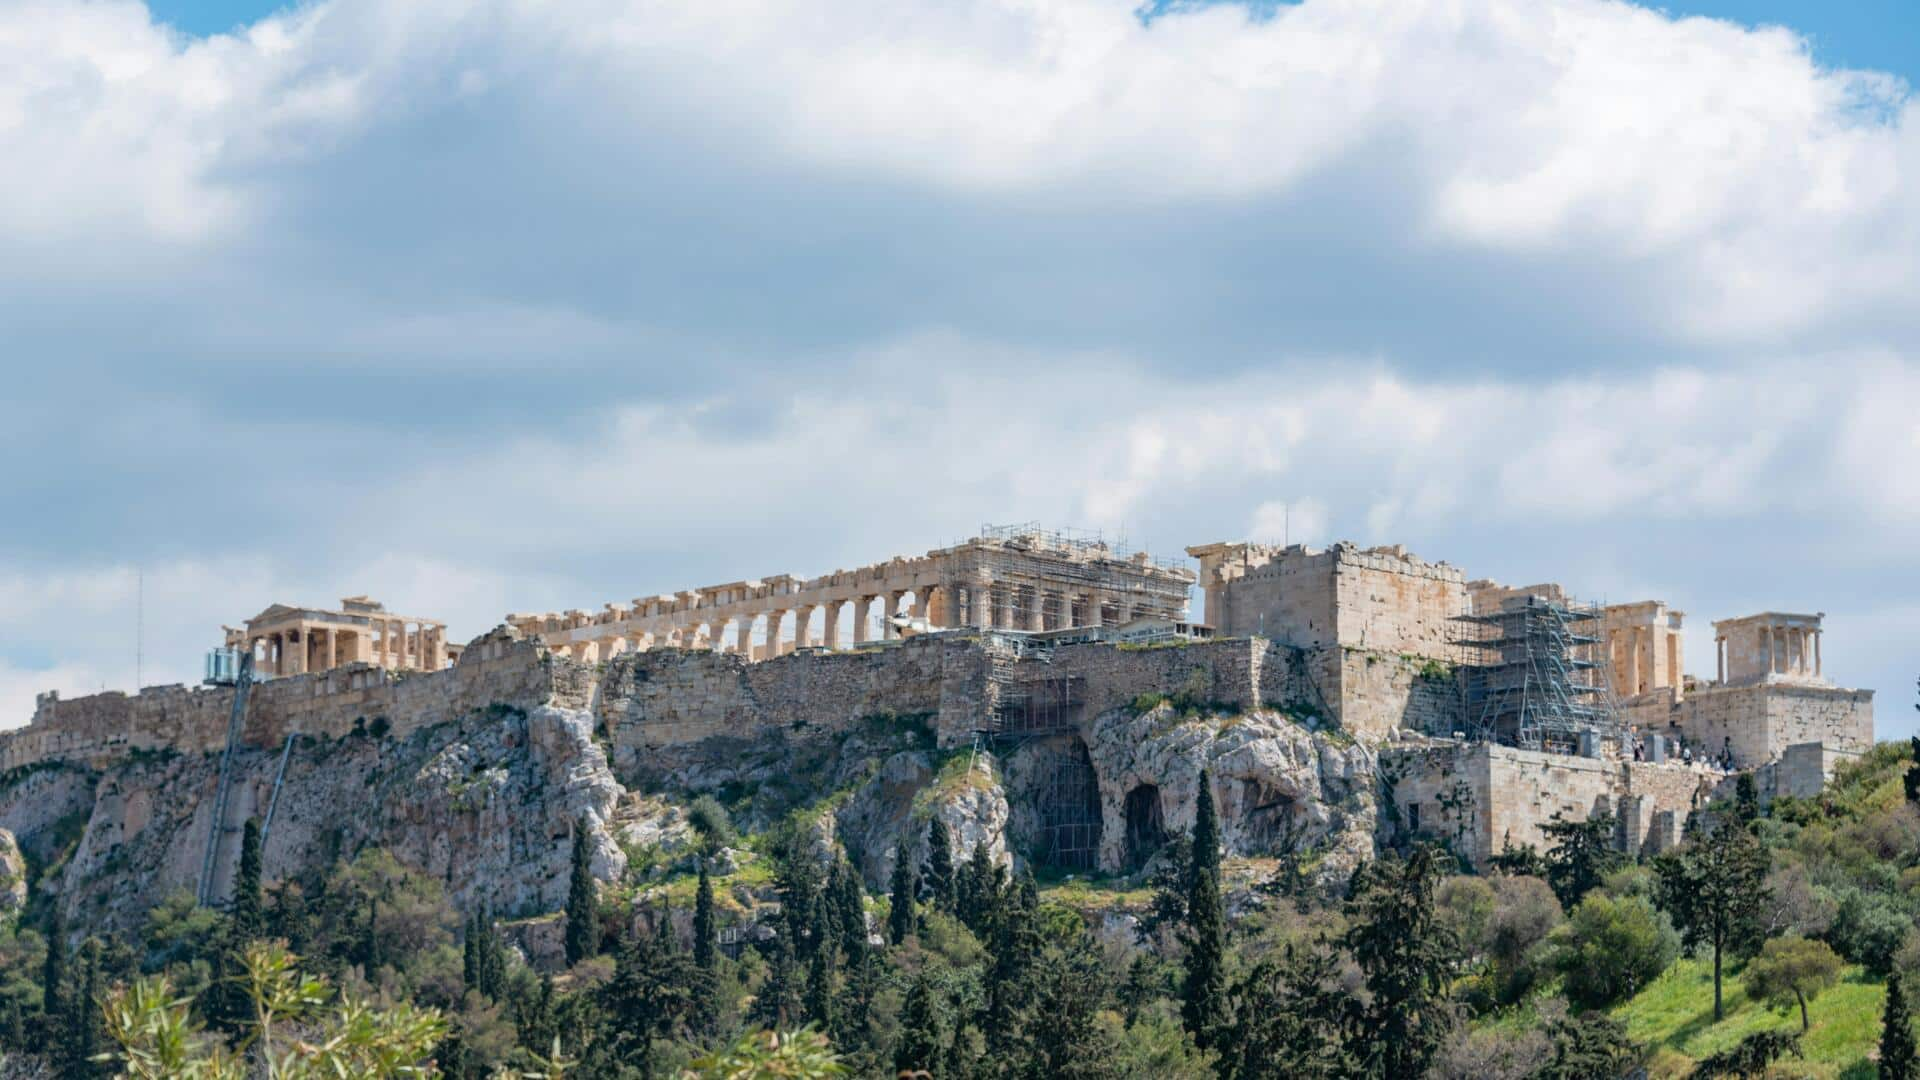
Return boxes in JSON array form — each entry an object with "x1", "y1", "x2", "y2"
[{"x1": 1, "y1": 0, "x2": 1916, "y2": 344}]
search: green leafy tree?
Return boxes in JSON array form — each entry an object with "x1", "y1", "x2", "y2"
[
  {"x1": 1018, "y1": 932, "x2": 1119, "y2": 1078},
  {"x1": 1655, "y1": 820, "x2": 1771, "y2": 1021},
  {"x1": 924, "y1": 816, "x2": 955, "y2": 913},
  {"x1": 63, "y1": 937, "x2": 103, "y2": 1077},
  {"x1": 1220, "y1": 940, "x2": 1355, "y2": 1080},
  {"x1": 1689, "y1": 1029, "x2": 1800, "y2": 1079},
  {"x1": 687, "y1": 794, "x2": 736, "y2": 854},
  {"x1": 103, "y1": 940, "x2": 448, "y2": 1080},
  {"x1": 1882, "y1": 975, "x2": 1918, "y2": 1080},
  {"x1": 1533, "y1": 1011, "x2": 1639, "y2": 1080},
  {"x1": 1552, "y1": 893, "x2": 1679, "y2": 1008},
  {"x1": 1744, "y1": 935, "x2": 1842, "y2": 1032},
  {"x1": 888, "y1": 839, "x2": 917, "y2": 947},
  {"x1": 564, "y1": 820, "x2": 598, "y2": 966},
  {"x1": 684, "y1": 1026, "x2": 847, "y2": 1079},
  {"x1": 1487, "y1": 839, "x2": 1545, "y2": 878},
  {"x1": 1540, "y1": 813, "x2": 1620, "y2": 909},
  {"x1": 753, "y1": 931, "x2": 803, "y2": 1030},
  {"x1": 1733, "y1": 773, "x2": 1761, "y2": 826},
  {"x1": 1345, "y1": 845, "x2": 1458, "y2": 1080},
  {"x1": 1905, "y1": 732, "x2": 1920, "y2": 805},
  {"x1": 1181, "y1": 769, "x2": 1229, "y2": 1050}
]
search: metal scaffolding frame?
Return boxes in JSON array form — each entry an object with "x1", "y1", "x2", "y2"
[
  {"x1": 1454, "y1": 595, "x2": 1620, "y2": 753},
  {"x1": 971, "y1": 644, "x2": 1101, "y2": 869},
  {"x1": 948, "y1": 522, "x2": 1191, "y2": 631}
]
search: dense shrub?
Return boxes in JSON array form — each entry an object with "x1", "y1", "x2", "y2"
[{"x1": 1552, "y1": 894, "x2": 1678, "y2": 1008}]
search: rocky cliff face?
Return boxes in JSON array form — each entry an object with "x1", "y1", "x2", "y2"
[
  {"x1": 0, "y1": 674, "x2": 1380, "y2": 936},
  {"x1": 1081, "y1": 704, "x2": 1377, "y2": 888},
  {"x1": 1, "y1": 703, "x2": 624, "y2": 933}
]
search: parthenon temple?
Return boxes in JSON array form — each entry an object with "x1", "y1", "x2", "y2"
[
  {"x1": 508, "y1": 524, "x2": 1196, "y2": 663},
  {"x1": 1714, "y1": 612, "x2": 1825, "y2": 685},
  {"x1": 222, "y1": 597, "x2": 455, "y2": 676}
]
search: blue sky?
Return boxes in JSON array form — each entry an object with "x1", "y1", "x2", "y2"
[
  {"x1": 153, "y1": 0, "x2": 1920, "y2": 89},
  {"x1": 1, "y1": 0, "x2": 1917, "y2": 735}
]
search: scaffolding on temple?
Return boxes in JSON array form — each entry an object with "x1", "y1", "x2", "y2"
[
  {"x1": 967, "y1": 643, "x2": 1101, "y2": 869},
  {"x1": 949, "y1": 522, "x2": 1192, "y2": 631},
  {"x1": 1453, "y1": 595, "x2": 1620, "y2": 753}
]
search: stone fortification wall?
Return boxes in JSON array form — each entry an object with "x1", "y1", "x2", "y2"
[
  {"x1": 2, "y1": 628, "x2": 561, "y2": 773},
  {"x1": 1196, "y1": 543, "x2": 1464, "y2": 662},
  {"x1": 597, "y1": 635, "x2": 1347, "y2": 775},
  {"x1": 597, "y1": 636, "x2": 994, "y2": 769},
  {"x1": 1311, "y1": 648, "x2": 1463, "y2": 740},
  {"x1": 1624, "y1": 682, "x2": 1873, "y2": 769},
  {"x1": 1391, "y1": 742, "x2": 1713, "y2": 866}
]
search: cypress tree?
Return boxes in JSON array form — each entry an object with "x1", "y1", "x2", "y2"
[
  {"x1": 924, "y1": 816, "x2": 955, "y2": 912},
  {"x1": 231, "y1": 818, "x2": 265, "y2": 941},
  {"x1": 41, "y1": 907, "x2": 66, "y2": 1032},
  {"x1": 1734, "y1": 772, "x2": 1761, "y2": 826},
  {"x1": 828, "y1": 858, "x2": 867, "y2": 962},
  {"x1": 1906, "y1": 734, "x2": 1920, "y2": 805},
  {"x1": 888, "y1": 838, "x2": 917, "y2": 947},
  {"x1": 1181, "y1": 768, "x2": 1229, "y2": 1049},
  {"x1": 693, "y1": 858, "x2": 717, "y2": 971},
  {"x1": 753, "y1": 931, "x2": 803, "y2": 1029},
  {"x1": 564, "y1": 819, "x2": 597, "y2": 965},
  {"x1": 61, "y1": 938, "x2": 101, "y2": 1077},
  {"x1": 805, "y1": 944, "x2": 836, "y2": 1031},
  {"x1": 895, "y1": 973, "x2": 944, "y2": 1077},
  {"x1": 1346, "y1": 846, "x2": 1459, "y2": 1080},
  {"x1": 3, "y1": 995, "x2": 22, "y2": 1051},
  {"x1": 1884, "y1": 975, "x2": 1918, "y2": 1080},
  {"x1": 463, "y1": 911, "x2": 481, "y2": 992},
  {"x1": 957, "y1": 840, "x2": 999, "y2": 934},
  {"x1": 983, "y1": 870, "x2": 1043, "y2": 1056}
]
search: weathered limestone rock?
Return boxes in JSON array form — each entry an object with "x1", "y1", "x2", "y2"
[
  {"x1": 35, "y1": 703, "x2": 627, "y2": 932},
  {"x1": 0, "y1": 827, "x2": 25, "y2": 916},
  {"x1": 835, "y1": 750, "x2": 1012, "y2": 890},
  {"x1": 1084, "y1": 704, "x2": 1376, "y2": 887}
]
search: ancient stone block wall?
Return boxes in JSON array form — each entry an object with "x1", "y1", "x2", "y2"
[
  {"x1": 1050, "y1": 638, "x2": 1311, "y2": 723},
  {"x1": 2, "y1": 628, "x2": 560, "y2": 773},
  {"x1": 1632, "y1": 683, "x2": 1875, "y2": 769},
  {"x1": 1391, "y1": 742, "x2": 1709, "y2": 867},
  {"x1": 1331, "y1": 549, "x2": 1466, "y2": 661},
  {"x1": 597, "y1": 636, "x2": 993, "y2": 768},
  {"x1": 1321, "y1": 648, "x2": 1463, "y2": 740}
]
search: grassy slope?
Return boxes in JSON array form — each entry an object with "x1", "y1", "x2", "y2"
[{"x1": 1614, "y1": 955, "x2": 1882, "y2": 1078}]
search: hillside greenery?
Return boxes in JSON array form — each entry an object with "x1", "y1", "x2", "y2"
[{"x1": 3, "y1": 722, "x2": 1920, "y2": 1078}]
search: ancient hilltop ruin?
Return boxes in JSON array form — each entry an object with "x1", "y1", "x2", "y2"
[{"x1": 0, "y1": 522, "x2": 1874, "y2": 931}]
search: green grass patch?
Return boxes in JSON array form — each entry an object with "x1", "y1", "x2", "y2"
[{"x1": 1612, "y1": 956, "x2": 1882, "y2": 1079}]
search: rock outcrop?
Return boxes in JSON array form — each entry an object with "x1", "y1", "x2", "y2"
[
  {"x1": 1084, "y1": 705, "x2": 1376, "y2": 888},
  {"x1": 0, "y1": 827, "x2": 24, "y2": 917},
  {"x1": 18, "y1": 703, "x2": 627, "y2": 932}
]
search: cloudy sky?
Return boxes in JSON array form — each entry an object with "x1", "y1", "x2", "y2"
[{"x1": 1, "y1": 0, "x2": 1916, "y2": 735}]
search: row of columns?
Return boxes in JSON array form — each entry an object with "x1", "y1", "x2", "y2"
[
  {"x1": 1716, "y1": 624, "x2": 1820, "y2": 683},
  {"x1": 249, "y1": 620, "x2": 444, "y2": 677},
  {"x1": 548, "y1": 580, "x2": 1168, "y2": 664}
]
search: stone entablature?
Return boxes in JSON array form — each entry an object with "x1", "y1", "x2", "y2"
[
  {"x1": 510, "y1": 528, "x2": 1194, "y2": 664},
  {"x1": 1714, "y1": 611, "x2": 1826, "y2": 687},
  {"x1": 1187, "y1": 541, "x2": 1465, "y2": 661},
  {"x1": 223, "y1": 596, "x2": 452, "y2": 677}
]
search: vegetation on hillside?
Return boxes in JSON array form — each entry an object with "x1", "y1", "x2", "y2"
[{"x1": 4, "y1": 696, "x2": 1920, "y2": 1077}]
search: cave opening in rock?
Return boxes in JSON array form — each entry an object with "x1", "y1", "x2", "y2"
[
  {"x1": 1032, "y1": 737, "x2": 1102, "y2": 870},
  {"x1": 1124, "y1": 783, "x2": 1167, "y2": 869}
]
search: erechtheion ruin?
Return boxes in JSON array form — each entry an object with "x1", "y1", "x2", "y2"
[{"x1": 222, "y1": 596, "x2": 455, "y2": 677}]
